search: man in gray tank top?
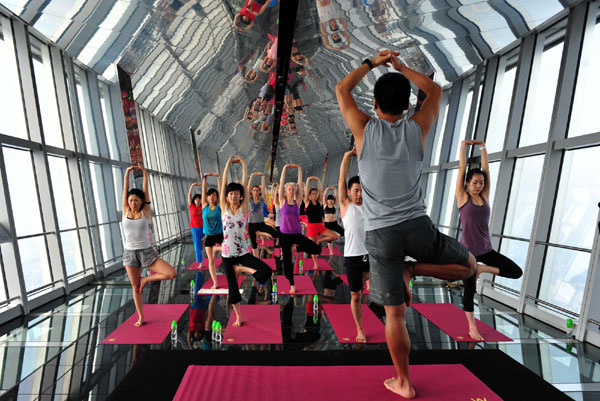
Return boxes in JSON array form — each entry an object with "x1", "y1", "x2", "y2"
[{"x1": 336, "y1": 50, "x2": 477, "y2": 398}]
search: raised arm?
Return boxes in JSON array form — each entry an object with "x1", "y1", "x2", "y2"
[
  {"x1": 239, "y1": 156, "x2": 249, "y2": 213},
  {"x1": 338, "y1": 149, "x2": 355, "y2": 211},
  {"x1": 279, "y1": 165, "x2": 287, "y2": 207},
  {"x1": 322, "y1": 186, "x2": 334, "y2": 205},
  {"x1": 122, "y1": 166, "x2": 134, "y2": 215},
  {"x1": 295, "y1": 165, "x2": 303, "y2": 203},
  {"x1": 456, "y1": 140, "x2": 471, "y2": 205},
  {"x1": 140, "y1": 165, "x2": 149, "y2": 206},
  {"x1": 478, "y1": 141, "x2": 490, "y2": 199},
  {"x1": 333, "y1": 187, "x2": 339, "y2": 208},
  {"x1": 391, "y1": 56, "x2": 442, "y2": 148},
  {"x1": 260, "y1": 175, "x2": 267, "y2": 201},
  {"x1": 314, "y1": 177, "x2": 323, "y2": 201},
  {"x1": 201, "y1": 177, "x2": 207, "y2": 208},
  {"x1": 335, "y1": 51, "x2": 396, "y2": 155},
  {"x1": 304, "y1": 177, "x2": 311, "y2": 205},
  {"x1": 188, "y1": 182, "x2": 196, "y2": 206},
  {"x1": 220, "y1": 156, "x2": 233, "y2": 210}
]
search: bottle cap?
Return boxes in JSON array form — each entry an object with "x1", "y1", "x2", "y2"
[
  {"x1": 567, "y1": 318, "x2": 573, "y2": 328},
  {"x1": 171, "y1": 320, "x2": 177, "y2": 329},
  {"x1": 190, "y1": 279, "x2": 195, "y2": 287},
  {"x1": 273, "y1": 283, "x2": 277, "y2": 291},
  {"x1": 313, "y1": 294, "x2": 318, "y2": 303},
  {"x1": 299, "y1": 260, "x2": 303, "y2": 265},
  {"x1": 212, "y1": 320, "x2": 217, "y2": 330}
]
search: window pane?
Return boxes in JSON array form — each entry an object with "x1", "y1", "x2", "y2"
[
  {"x1": 486, "y1": 64, "x2": 516, "y2": 153},
  {"x1": 0, "y1": 256, "x2": 7, "y2": 302},
  {"x1": 519, "y1": 41, "x2": 564, "y2": 147},
  {"x1": 112, "y1": 166, "x2": 124, "y2": 215},
  {"x1": 549, "y1": 147, "x2": 600, "y2": 249},
  {"x1": 47, "y1": 156, "x2": 76, "y2": 230},
  {"x1": 99, "y1": 85, "x2": 118, "y2": 159},
  {"x1": 503, "y1": 155, "x2": 545, "y2": 238},
  {"x1": 3, "y1": 147, "x2": 44, "y2": 236},
  {"x1": 0, "y1": 19, "x2": 27, "y2": 139},
  {"x1": 425, "y1": 172, "x2": 438, "y2": 215},
  {"x1": 439, "y1": 169, "x2": 458, "y2": 228},
  {"x1": 539, "y1": 246, "x2": 590, "y2": 314},
  {"x1": 61, "y1": 231, "x2": 84, "y2": 276},
  {"x1": 495, "y1": 238, "x2": 527, "y2": 293},
  {"x1": 31, "y1": 44, "x2": 63, "y2": 148},
  {"x1": 89, "y1": 163, "x2": 108, "y2": 224},
  {"x1": 19, "y1": 236, "x2": 52, "y2": 292},
  {"x1": 76, "y1": 78, "x2": 97, "y2": 155},
  {"x1": 99, "y1": 224, "x2": 114, "y2": 262},
  {"x1": 569, "y1": 21, "x2": 600, "y2": 137},
  {"x1": 487, "y1": 161, "x2": 500, "y2": 211},
  {"x1": 451, "y1": 90, "x2": 474, "y2": 161}
]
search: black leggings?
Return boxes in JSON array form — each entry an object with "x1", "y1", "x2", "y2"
[
  {"x1": 222, "y1": 253, "x2": 272, "y2": 304},
  {"x1": 279, "y1": 233, "x2": 321, "y2": 285},
  {"x1": 463, "y1": 249, "x2": 523, "y2": 312},
  {"x1": 247, "y1": 222, "x2": 278, "y2": 249},
  {"x1": 324, "y1": 221, "x2": 344, "y2": 236}
]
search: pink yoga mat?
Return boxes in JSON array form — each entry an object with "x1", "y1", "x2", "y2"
[
  {"x1": 294, "y1": 258, "x2": 333, "y2": 271},
  {"x1": 173, "y1": 364, "x2": 502, "y2": 401},
  {"x1": 222, "y1": 305, "x2": 282, "y2": 344},
  {"x1": 261, "y1": 258, "x2": 278, "y2": 271},
  {"x1": 322, "y1": 247, "x2": 343, "y2": 256},
  {"x1": 186, "y1": 261, "x2": 206, "y2": 271},
  {"x1": 412, "y1": 303, "x2": 513, "y2": 342},
  {"x1": 201, "y1": 258, "x2": 222, "y2": 269},
  {"x1": 258, "y1": 239, "x2": 275, "y2": 247},
  {"x1": 339, "y1": 274, "x2": 370, "y2": 294},
  {"x1": 101, "y1": 304, "x2": 188, "y2": 345},
  {"x1": 198, "y1": 275, "x2": 244, "y2": 295},
  {"x1": 276, "y1": 275, "x2": 317, "y2": 295},
  {"x1": 323, "y1": 304, "x2": 385, "y2": 343},
  {"x1": 273, "y1": 248, "x2": 281, "y2": 257}
]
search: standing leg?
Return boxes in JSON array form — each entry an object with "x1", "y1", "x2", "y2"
[
  {"x1": 125, "y1": 266, "x2": 144, "y2": 326},
  {"x1": 206, "y1": 245, "x2": 218, "y2": 289},
  {"x1": 192, "y1": 227, "x2": 204, "y2": 263},
  {"x1": 309, "y1": 236, "x2": 319, "y2": 268},
  {"x1": 383, "y1": 304, "x2": 416, "y2": 398},
  {"x1": 351, "y1": 291, "x2": 365, "y2": 342},
  {"x1": 222, "y1": 257, "x2": 243, "y2": 325},
  {"x1": 280, "y1": 234, "x2": 295, "y2": 286}
]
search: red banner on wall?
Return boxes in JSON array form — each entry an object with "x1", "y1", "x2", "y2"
[{"x1": 118, "y1": 66, "x2": 144, "y2": 166}]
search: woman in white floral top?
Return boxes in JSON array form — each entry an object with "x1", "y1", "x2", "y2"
[{"x1": 219, "y1": 155, "x2": 272, "y2": 327}]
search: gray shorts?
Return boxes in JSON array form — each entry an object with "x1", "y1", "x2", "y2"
[
  {"x1": 123, "y1": 247, "x2": 158, "y2": 268},
  {"x1": 366, "y1": 215, "x2": 469, "y2": 306}
]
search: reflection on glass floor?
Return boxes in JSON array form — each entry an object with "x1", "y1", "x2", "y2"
[{"x1": 0, "y1": 243, "x2": 598, "y2": 400}]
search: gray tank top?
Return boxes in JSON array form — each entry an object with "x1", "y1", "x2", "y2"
[
  {"x1": 248, "y1": 198, "x2": 265, "y2": 224},
  {"x1": 358, "y1": 118, "x2": 427, "y2": 231},
  {"x1": 122, "y1": 213, "x2": 152, "y2": 250}
]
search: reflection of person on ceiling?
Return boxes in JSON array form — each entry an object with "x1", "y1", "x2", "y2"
[
  {"x1": 233, "y1": 0, "x2": 270, "y2": 32},
  {"x1": 317, "y1": 0, "x2": 351, "y2": 50}
]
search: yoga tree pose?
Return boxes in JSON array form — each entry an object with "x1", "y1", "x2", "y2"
[
  {"x1": 247, "y1": 172, "x2": 278, "y2": 257},
  {"x1": 304, "y1": 176, "x2": 339, "y2": 268},
  {"x1": 323, "y1": 186, "x2": 344, "y2": 255},
  {"x1": 122, "y1": 165, "x2": 176, "y2": 327},
  {"x1": 456, "y1": 139, "x2": 522, "y2": 340},
  {"x1": 202, "y1": 173, "x2": 223, "y2": 289}
]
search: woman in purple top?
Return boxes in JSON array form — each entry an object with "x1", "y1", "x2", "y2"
[
  {"x1": 456, "y1": 140, "x2": 522, "y2": 340},
  {"x1": 278, "y1": 164, "x2": 322, "y2": 294}
]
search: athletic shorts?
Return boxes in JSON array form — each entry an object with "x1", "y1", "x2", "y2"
[
  {"x1": 344, "y1": 255, "x2": 370, "y2": 292},
  {"x1": 366, "y1": 215, "x2": 469, "y2": 306},
  {"x1": 204, "y1": 233, "x2": 223, "y2": 248},
  {"x1": 306, "y1": 222, "x2": 327, "y2": 237},
  {"x1": 123, "y1": 247, "x2": 158, "y2": 268}
]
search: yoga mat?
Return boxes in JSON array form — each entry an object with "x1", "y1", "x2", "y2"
[
  {"x1": 222, "y1": 305, "x2": 282, "y2": 344},
  {"x1": 339, "y1": 274, "x2": 370, "y2": 294},
  {"x1": 261, "y1": 258, "x2": 278, "y2": 271},
  {"x1": 276, "y1": 275, "x2": 317, "y2": 295},
  {"x1": 323, "y1": 304, "x2": 384, "y2": 343},
  {"x1": 294, "y1": 258, "x2": 332, "y2": 271},
  {"x1": 412, "y1": 303, "x2": 513, "y2": 342},
  {"x1": 197, "y1": 275, "x2": 244, "y2": 295},
  {"x1": 322, "y1": 247, "x2": 343, "y2": 256},
  {"x1": 101, "y1": 304, "x2": 188, "y2": 345},
  {"x1": 201, "y1": 258, "x2": 222, "y2": 269},
  {"x1": 273, "y1": 248, "x2": 281, "y2": 257},
  {"x1": 186, "y1": 261, "x2": 206, "y2": 271},
  {"x1": 258, "y1": 239, "x2": 275, "y2": 247},
  {"x1": 173, "y1": 364, "x2": 502, "y2": 401}
]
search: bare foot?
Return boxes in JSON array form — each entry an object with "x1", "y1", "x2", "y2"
[
  {"x1": 356, "y1": 328, "x2": 366, "y2": 343},
  {"x1": 365, "y1": 279, "x2": 370, "y2": 292},
  {"x1": 134, "y1": 316, "x2": 145, "y2": 327},
  {"x1": 211, "y1": 283, "x2": 218, "y2": 290},
  {"x1": 289, "y1": 285, "x2": 296, "y2": 294},
  {"x1": 139, "y1": 277, "x2": 149, "y2": 294},
  {"x1": 475, "y1": 265, "x2": 484, "y2": 284},
  {"x1": 384, "y1": 377, "x2": 416, "y2": 399},
  {"x1": 469, "y1": 326, "x2": 484, "y2": 341},
  {"x1": 403, "y1": 267, "x2": 413, "y2": 307},
  {"x1": 233, "y1": 317, "x2": 242, "y2": 327}
]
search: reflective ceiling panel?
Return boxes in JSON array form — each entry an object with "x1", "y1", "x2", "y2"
[{"x1": 0, "y1": 0, "x2": 575, "y2": 174}]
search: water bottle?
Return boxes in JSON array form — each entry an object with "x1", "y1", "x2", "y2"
[
  {"x1": 189, "y1": 280, "x2": 195, "y2": 304},
  {"x1": 566, "y1": 318, "x2": 574, "y2": 336},
  {"x1": 215, "y1": 322, "x2": 222, "y2": 342},
  {"x1": 299, "y1": 260, "x2": 303, "y2": 275},
  {"x1": 272, "y1": 283, "x2": 278, "y2": 304},
  {"x1": 170, "y1": 320, "x2": 177, "y2": 346},
  {"x1": 211, "y1": 320, "x2": 218, "y2": 341},
  {"x1": 409, "y1": 279, "x2": 413, "y2": 291},
  {"x1": 313, "y1": 294, "x2": 319, "y2": 315}
]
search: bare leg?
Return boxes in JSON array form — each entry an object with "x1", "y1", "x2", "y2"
[
  {"x1": 413, "y1": 253, "x2": 477, "y2": 282},
  {"x1": 316, "y1": 229, "x2": 337, "y2": 245},
  {"x1": 351, "y1": 291, "x2": 366, "y2": 342},
  {"x1": 139, "y1": 258, "x2": 177, "y2": 293},
  {"x1": 206, "y1": 246, "x2": 218, "y2": 289},
  {"x1": 465, "y1": 311, "x2": 484, "y2": 341},
  {"x1": 476, "y1": 264, "x2": 500, "y2": 283},
  {"x1": 308, "y1": 236, "x2": 319, "y2": 269},
  {"x1": 125, "y1": 267, "x2": 145, "y2": 326},
  {"x1": 232, "y1": 302, "x2": 242, "y2": 327},
  {"x1": 328, "y1": 242, "x2": 333, "y2": 255},
  {"x1": 383, "y1": 304, "x2": 416, "y2": 398}
]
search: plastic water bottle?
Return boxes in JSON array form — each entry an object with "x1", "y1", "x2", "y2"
[
  {"x1": 299, "y1": 260, "x2": 303, "y2": 275},
  {"x1": 170, "y1": 320, "x2": 177, "y2": 345},
  {"x1": 215, "y1": 322, "x2": 222, "y2": 342},
  {"x1": 566, "y1": 318, "x2": 574, "y2": 336},
  {"x1": 189, "y1": 280, "x2": 195, "y2": 304},
  {"x1": 211, "y1": 320, "x2": 218, "y2": 341},
  {"x1": 409, "y1": 279, "x2": 413, "y2": 291},
  {"x1": 313, "y1": 294, "x2": 319, "y2": 315},
  {"x1": 272, "y1": 283, "x2": 278, "y2": 304}
]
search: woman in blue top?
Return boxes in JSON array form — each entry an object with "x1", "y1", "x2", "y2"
[{"x1": 202, "y1": 173, "x2": 223, "y2": 289}]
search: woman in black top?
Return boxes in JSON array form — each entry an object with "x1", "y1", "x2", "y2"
[
  {"x1": 304, "y1": 177, "x2": 339, "y2": 268},
  {"x1": 322, "y1": 186, "x2": 344, "y2": 255}
]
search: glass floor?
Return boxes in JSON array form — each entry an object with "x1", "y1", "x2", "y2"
[{"x1": 0, "y1": 242, "x2": 598, "y2": 400}]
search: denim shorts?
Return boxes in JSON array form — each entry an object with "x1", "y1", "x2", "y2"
[
  {"x1": 123, "y1": 247, "x2": 158, "y2": 268},
  {"x1": 366, "y1": 215, "x2": 469, "y2": 306}
]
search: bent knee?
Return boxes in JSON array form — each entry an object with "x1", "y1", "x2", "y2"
[
  {"x1": 166, "y1": 269, "x2": 177, "y2": 280},
  {"x1": 350, "y1": 292, "x2": 362, "y2": 301},
  {"x1": 384, "y1": 304, "x2": 406, "y2": 320}
]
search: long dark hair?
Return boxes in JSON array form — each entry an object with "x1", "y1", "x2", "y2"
[
  {"x1": 466, "y1": 168, "x2": 487, "y2": 184},
  {"x1": 127, "y1": 188, "x2": 150, "y2": 211}
]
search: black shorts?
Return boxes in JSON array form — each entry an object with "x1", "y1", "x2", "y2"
[
  {"x1": 204, "y1": 233, "x2": 223, "y2": 248},
  {"x1": 366, "y1": 215, "x2": 469, "y2": 306},
  {"x1": 344, "y1": 255, "x2": 370, "y2": 292},
  {"x1": 324, "y1": 221, "x2": 344, "y2": 236}
]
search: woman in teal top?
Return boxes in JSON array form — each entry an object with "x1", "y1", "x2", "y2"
[{"x1": 202, "y1": 173, "x2": 223, "y2": 289}]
